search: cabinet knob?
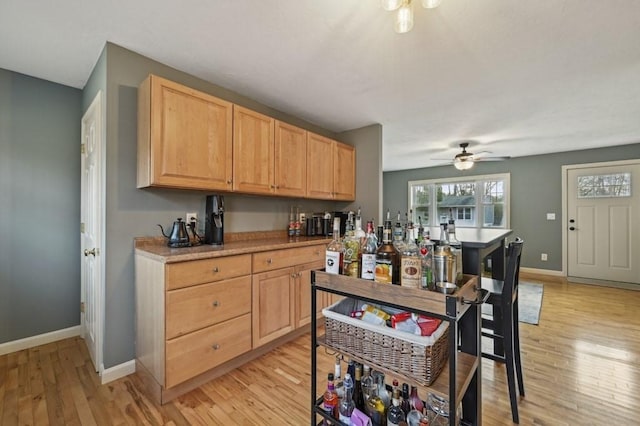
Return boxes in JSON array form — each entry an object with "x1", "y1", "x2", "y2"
[
  {"x1": 267, "y1": 258, "x2": 273, "y2": 264},
  {"x1": 212, "y1": 266, "x2": 219, "y2": 272},
  {"x1": 212, "y1": 344, "x2": 220, "y2": 350},
  {"x1": 212, "y1": 300, "x2": 220, "y2": 307},
  {"x1": 227, "y1": 179, "x2": 232, "y2": 184},
  {"x1": 291, "y1": 273, "x2": 297, "y2": 278}
]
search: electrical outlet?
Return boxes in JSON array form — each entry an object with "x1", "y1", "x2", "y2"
[
  {"x1": 541, "y1": 253, "x2": 548, "y2": 261},
  {"x1": 186, "y1": 212, "x2": 197, "y2": 224}
]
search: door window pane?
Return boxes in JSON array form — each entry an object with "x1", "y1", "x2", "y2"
[{"x1": 578, "y1": 173, "x2": 631, "y2": 198}]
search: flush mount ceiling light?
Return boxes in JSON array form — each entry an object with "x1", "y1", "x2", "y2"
[{"x1": 383, "y1": 0, "x2": 443, "y2": 34}]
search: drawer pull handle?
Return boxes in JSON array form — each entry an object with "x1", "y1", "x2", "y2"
[
  {"x1": 266, "y1": 258, "x2": 273, "y2": 264},
  {"x1": 212, "y1": 267, "x2": 219, "y2": 273},
  {"x1": 212, "y1": 344, "x2": 220, "y2": 350},
  {"x1": 212, "y1": 300, "x2": 220, "y2": 307}
]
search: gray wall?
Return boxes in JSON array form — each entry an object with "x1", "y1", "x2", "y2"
[
  {"x1": 339, "y1": 124, "x2": 384, "y2": 223},
  {"x1": 0, "y1": 69, "x2": 82, "y2": 343},
  {"x1": 97, "y1": 43, "x2": 374, "y2": 368},
  {"x1": 384, "y1": 143, "x2": 640, "y2": 272}
]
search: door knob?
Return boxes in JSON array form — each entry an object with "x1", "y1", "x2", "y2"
[{"x1": 84, "y1": 248, "x2": 96, "y2": 257}]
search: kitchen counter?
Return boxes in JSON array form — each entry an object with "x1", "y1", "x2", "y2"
[{"x1": 134, "y1": 232, "x2": 331, "y2": 263}]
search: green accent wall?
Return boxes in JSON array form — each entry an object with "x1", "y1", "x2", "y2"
[
  {"x1": 0, "y1": 68, "x2": 82, "y2": 343},
  {"x1": 384, "y1": 144, "x2": 640, "y2": 272}
]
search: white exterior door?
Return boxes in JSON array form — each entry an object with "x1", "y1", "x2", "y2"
[
  {"x1": 81, "y1": 92, "x2": 104, "y2": 373},
  {"x1": 567, "y1": 161, "x2": 640, "y2": 284}
]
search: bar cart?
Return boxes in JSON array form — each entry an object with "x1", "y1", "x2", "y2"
[{"x1": 310, "y1": 271, "x2": 486, "y2": 426}]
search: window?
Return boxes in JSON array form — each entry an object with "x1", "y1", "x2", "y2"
[
  {"x1": 577, "y1": 173, "x2": 631, "y2": 198},
  {"x1": 408, "y1": 173, "x2": 510, "y2": 229}
]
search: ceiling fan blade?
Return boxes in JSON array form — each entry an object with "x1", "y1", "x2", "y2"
[{"x1": 474, "y1": 156, "x2": 511, "y2": 162}]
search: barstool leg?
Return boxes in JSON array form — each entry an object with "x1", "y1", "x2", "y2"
[
  {"x1": 504, "y1": 305, "x2": 519, "y2": 424},
  {"x1": 514, "y1": 299, "x2": 525, "y2": 397}
]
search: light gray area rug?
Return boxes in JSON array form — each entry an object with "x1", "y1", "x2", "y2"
[{"x1": 481, "y1": 282, "x2": 544, "y2": 325}]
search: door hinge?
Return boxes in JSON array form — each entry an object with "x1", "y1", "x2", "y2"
[
  {"x1": 80, "y1": 222, "x2": 85, "y2": 233},
  {"x1": 81, "y1": 143, "x2": 86, "y2": 154},
  {"x1": 80, "y1": 302, "x2": 85, "y2": 313}
]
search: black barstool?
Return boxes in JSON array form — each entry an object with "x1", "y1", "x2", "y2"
[{"x1": 481, "y1": 237, "x2": 525, "y2": 423}]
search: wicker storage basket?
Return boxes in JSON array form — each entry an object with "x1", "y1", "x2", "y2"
[{"x1": 322, "y1": 298, "x2": 449, "y2": 386}]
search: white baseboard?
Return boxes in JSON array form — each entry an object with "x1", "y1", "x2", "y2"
[
  {"x1": 101, "y1": 359, "x2": 136, "y2": 384},
  {"x1": 0, "y1": 325, "x2": 82, "y2": 356},
  {"x1": 520, "y1": 267, "x2": 565, "y2": 277}
]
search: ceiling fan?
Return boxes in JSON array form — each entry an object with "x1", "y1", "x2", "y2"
[{"x1": 449, "y1": 142, "x2": 511, "y2": 170}]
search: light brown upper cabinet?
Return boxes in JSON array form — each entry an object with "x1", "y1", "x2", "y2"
[
  {"x1": 232, "y1": 106, "x2": 275, "y2": 194},
  {"x1": 137, "y1": 75, "x2": 233, "y2": 191},
  {"x1": 306, "y1": 133, "x2": 356, "y2": 201},
  {"x1": 274, "y1": 121, "x2": 307, "y2": 197}
]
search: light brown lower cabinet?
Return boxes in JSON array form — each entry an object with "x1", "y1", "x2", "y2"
[{"x1": 135, "y1": 242, "x2": 327, "y2": 404}]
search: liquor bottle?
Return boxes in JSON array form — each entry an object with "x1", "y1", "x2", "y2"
[
  {"x1": 401, "y1": 383, "x2": 411, "y2": 416},
  {"x1": 400, "y1": 224, "x2": 421, "y2": 289},
  {"x1": 288, "y1": 205, "x2": 295, "y2": 237},
  {"x1": 366, "y1": 373, "x2": 387, "y2": 426},
  {"x1": 420, "y1": 230, "x2": 434, "y2": 290},
  {"x1": 361, "y1": 365, "x2": 375, "y2": 402},
  {"x1": 322, "y1": 373, "x2": 339, "y2": 423},
  {"x1": 387, "y1": 389, "x2": 406, "y2": 426},
  {"x1": 343, "y1": 211, "x2": 361, "y2": 277},
  {"x1": 325, "y1": 217, "x2": 344, "y2": 275},
  {"x1": 355, "y1": 207, "x2": 366, "y2": 241},
  {"x1": 339, "y1": 373, "x2": 355, "y2": 424},
  {"x1": 392, "y1": 210, "x2": 405, "y2": 252},
  {"x1": 360, "y1": 220, "x2": 378, "y2": 280},
  {"x1": 375, "y1": 210, "x2": 399, "y2": 284},
  {"x1": 347, "y1": 359, "x2": 356, "y2": 383},
  {"x1": 409, "y1": 385, "x2": 424, "y2": 414},
  {"x1": 353, "y1": 364, "x2": 366, "y2": 412},
  {"x1": 406, "y1": 401, "x2": 423, "y2": 426}
]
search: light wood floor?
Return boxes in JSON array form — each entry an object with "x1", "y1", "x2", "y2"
[{"x1": 1, "y1": 275, "x2": 639, "y2": 425}]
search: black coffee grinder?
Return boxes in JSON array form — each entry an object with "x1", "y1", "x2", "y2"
[{"x1": 205, "y1": 195, "x2": 224, "y2": 245}]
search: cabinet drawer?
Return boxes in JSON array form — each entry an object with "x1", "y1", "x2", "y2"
[
  {"x1": 253, "y1": 244, "x2": 324, "y2": 273},
  {"x1": 166, "y1": 276, "x2": 251, "y2": 339},
  {"x1": 166, "y1": 254, "x2": 251, "y2": 290},
  {"x1": 165, "y1": 313, "x2": 251, "y2": 388}
]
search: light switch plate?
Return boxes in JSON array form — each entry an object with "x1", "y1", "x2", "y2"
[{"x1": 546, "y1": 213, "x2": 556, "y2": 220}]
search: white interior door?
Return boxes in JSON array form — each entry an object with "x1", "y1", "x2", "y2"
[
  {"x1": 567, "y1": 161, "x2": 640, "y2": 284},
  {"x1": 81, "y1": 92, "x2": 104, "y2": 373}
]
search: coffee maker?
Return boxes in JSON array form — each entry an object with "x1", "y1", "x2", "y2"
[{"x1": 204, "y1": 195, "x2": 224, "y2": 245}]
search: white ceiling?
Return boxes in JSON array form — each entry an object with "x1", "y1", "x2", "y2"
[{"x1": 1, "y1": 0, "x2": 639, "y2": 171}]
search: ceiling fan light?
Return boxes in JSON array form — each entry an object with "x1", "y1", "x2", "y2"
[
  {"x1": 454, "y1": 158, "x2": 474, "y2": 170},
  {"x1": 422, "y1": 0, "x2": 443, "y2": 8},
  {"x1": 394, "y1": 0, "x2": 414, "y2": 33},
  {"x1": 382, "y1": 0, "x2": 403, "y2": 11}
]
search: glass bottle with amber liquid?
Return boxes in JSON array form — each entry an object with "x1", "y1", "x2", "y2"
[{"x1": 375, "y1": 210, "x2": 399, "y2": 284}]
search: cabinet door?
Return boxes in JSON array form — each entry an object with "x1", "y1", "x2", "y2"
[
  {"x1": 294, "y1": 260, "x2": 325, "y2": 328},
  {"x1": 274, "y1": 121, "x2": 307, "y2": 197},
  {"x1": 333, "y1": 142, "x2": 356, "y2": 201},
  {"x1": 252, "y1": 268, "x2": 296, "y2": 348},
  {"x1": 306, "y1": 133, "x2": 334, "y2": 199},
  {"x1": 233, "y1": 105, "x2": 275, "y2": 194},
  {"x1": 138, "y1": 75, "x2": 233, "y2": 191}
]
